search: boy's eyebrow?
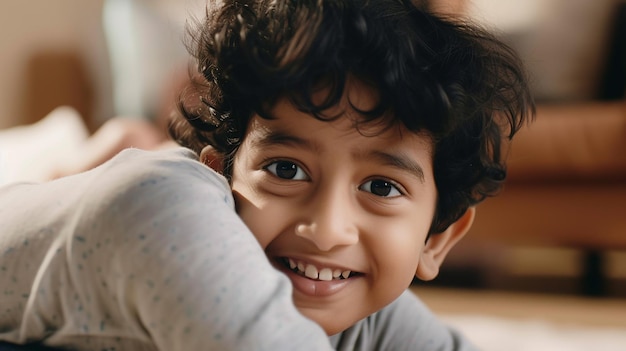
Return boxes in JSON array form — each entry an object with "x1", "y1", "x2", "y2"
[
  {"x1": 254, "y1": 130, "x2": 425, "y2": 183},
  {"x1": 253, "y1": 130, "x2": 321, "y2": 153},
  {"x1": 361, "y1": 150, "x2": 426, "y2": 183}
]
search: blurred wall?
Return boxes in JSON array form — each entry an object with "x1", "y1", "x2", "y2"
[
  {"x1": 102, "y1": 0, "x2": 205, "y2": 122},
  {"x1": 467, "y1": 0, "x2": 621, "y2": 102},
  {"x1": 0, "y1": 0, "x2": 113, "y2": 131},
  {"x1": 0, "y1": 0, "x2": 208, "y2": 132}
]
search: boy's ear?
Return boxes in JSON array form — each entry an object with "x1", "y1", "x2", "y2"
[
  {"x1": 200, "y1": 145, "x2": 224, "y2": 173},
  {"x1": 415, "y1": 207, "x2": 476, "y2": 281}
]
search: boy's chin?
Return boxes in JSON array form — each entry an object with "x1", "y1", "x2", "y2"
[
  {"x1": 295, "y1": 298, "x2": 380, "y2": 336},
  {"x1": 296, "y1": 306, "x2": 356, "y2": 336}
]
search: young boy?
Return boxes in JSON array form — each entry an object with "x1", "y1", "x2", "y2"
[{"x1": 0, "y1": 0, "x2": 533, "y2": 350}]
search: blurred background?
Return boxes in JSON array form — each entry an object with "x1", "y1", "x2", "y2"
[
  {"x1": 429, "y1": 0, "x2": 626, "y2": 298},
  {"x1": 0, "y1": 0, "x2": 203, "y2": 183},
  {"x1": 0, "y1": 0, "x2": 625, "y2": 349},
  {"x1": 0, "y1": 0, "x2": 205, "y2": 131}
]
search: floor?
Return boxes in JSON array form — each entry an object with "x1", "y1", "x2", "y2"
[
  {"x1": 411, "y1": 286, "x2": 626, "y2": 351},
  {"x1": 409, "y1": 243, "x2": 626, "y2": 350},
  {"x1": 436, "y1": 244, "x2": 626, "y2": 297},
  {"x1": 412, "y1": 286, "x2": 626, "y2": 328}
]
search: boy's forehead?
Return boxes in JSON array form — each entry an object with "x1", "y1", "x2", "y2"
[
  {"x1": 277, "y1": 75, "x2": 383, "y2": 119},
  {"x1": 318, "y1": 77, "x2": 381, "y2": 112},
  {"x1": 253, "y1": 99, "x2": 389, "y2": 142},
  {"x1": 245, "y1": 106, "x2": 434, "y2": 157},
  {"x1": 264, "y1": 86, "x2": 388, "y2": 134},
  {"x1": 242, "y1": 112, "x2": 433, "y2": 186},
  {"x1": 243, "y1": 76, "x2": 435, "y2": 154}
]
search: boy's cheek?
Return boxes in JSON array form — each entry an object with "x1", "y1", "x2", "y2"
[{"x1": 232, "y1": 191, "x2": 279, "y2": 248}]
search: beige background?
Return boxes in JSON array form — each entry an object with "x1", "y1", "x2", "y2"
[{"x1": 0, "y1": 0, "x2": 112, "y2": 130}]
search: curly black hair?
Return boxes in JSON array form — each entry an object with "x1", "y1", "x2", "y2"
[{"x1": 169, "y1": 0, "x2": 535, "y2": 234}]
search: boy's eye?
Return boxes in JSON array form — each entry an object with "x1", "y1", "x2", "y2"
[
  {"x1": 265, "y1": 161, "x2": 309, "y2": 180},
  {"x1": 359, "y1": 179, "x2": 402, "y2": 197}
]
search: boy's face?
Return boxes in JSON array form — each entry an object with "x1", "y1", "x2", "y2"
[{"x1": 228, "y1": 81, "x2": 469, "y2": 335}]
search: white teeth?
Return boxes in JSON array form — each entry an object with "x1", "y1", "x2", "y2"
[
  {"x1": 318, "y1": 268, "x2": 333, "y2": 281},
  {"x1": 304, "y1": 264, "x2": 318, "y2": 279},
  {"x1": 285, "y1": 258, "x2": 355, "y2": 281}
]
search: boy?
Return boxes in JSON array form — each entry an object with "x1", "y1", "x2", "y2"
[
  {"x1": 0, "y1": 0, "x2": 533, "y2": 350},
  {"x1": 170, "y1": 0, "x2": 533, "y2": 343}
]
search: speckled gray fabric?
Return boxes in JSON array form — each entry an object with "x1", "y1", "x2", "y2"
[
  {"x1": 0, "y1": 147, "x2": 478, "y2": 351},
  {"x1": 330, "y1": 290, "x2": 479, "y2": 351},
  {"x1": 0, "y1": 147, "x2": 332, "y2": 351}
]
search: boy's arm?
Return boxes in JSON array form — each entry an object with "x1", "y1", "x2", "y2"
[
  {"x1": 90, "y1": 149, "x2": 334, "y2": 351},
  {"x1": 1, "y1": 148, "x2": 332, "y2": 351}
]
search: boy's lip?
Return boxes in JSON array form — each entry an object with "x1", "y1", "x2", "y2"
[{"x1": 272, "y1": 256, "x2": 363, "y2": 297}]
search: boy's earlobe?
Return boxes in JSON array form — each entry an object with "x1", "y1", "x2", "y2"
[
  {"x1": 415, "y1": 207, "x2": 476, "y2": 281},
  {"x1": 200, "y1": 145, "x2": 224, "y2": 173}
]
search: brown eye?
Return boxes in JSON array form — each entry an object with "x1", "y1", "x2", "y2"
[
  {"x1": 359, "y1": 179, "x2": 402, "y2": 197},
  {"x1": 265, "y1": 161, "x2": 308, "y2": 180}
]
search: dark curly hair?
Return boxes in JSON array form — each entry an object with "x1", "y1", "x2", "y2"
[{"x1": 169, "y1": 0, "x2": 535, "y2": 234}]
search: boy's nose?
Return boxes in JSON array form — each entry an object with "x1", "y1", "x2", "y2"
[{"x1": 294, "y1": 190, "x2": 359, "y2": 251}]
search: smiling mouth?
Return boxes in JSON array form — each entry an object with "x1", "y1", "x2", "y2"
[{"x1": 280, "y1": 257, "x2": 360, "y2": 281}]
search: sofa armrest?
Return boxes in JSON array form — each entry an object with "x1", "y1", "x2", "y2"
[{"x1": 507, "y1": 100, "x2": 626, "y2": 183}]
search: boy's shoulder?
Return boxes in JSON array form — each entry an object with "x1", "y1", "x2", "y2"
[
  {"x1": 98, "y1": 147, "x2": 229, "y2": 193},
  {"x1": 0, "y1": 147, "x2": 233, "y2": 231},
  {"x1": 48, "y1": 147, "x2": 237, "y2": 243},
  {"x1": 105, "y1": 146, "x2": 206, "y2": 177},
  {"x1": 331, "y1": 290, "x2": 478, "y2": 350},
  {"x1": 2, "y1": 147, "x2": 229, "y2": 224},
  {"x1": 86, "y1": 147, "x2": 232, "y2": 208}
]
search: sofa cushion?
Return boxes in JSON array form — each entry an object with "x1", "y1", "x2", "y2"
[{"x1": 506, "y1": 101, "x2": 626, "y2": 183}]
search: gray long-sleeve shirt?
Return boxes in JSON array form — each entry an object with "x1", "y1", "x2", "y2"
[{"x1": 0, "y1": 147, "x2": 477, "y2": 351}]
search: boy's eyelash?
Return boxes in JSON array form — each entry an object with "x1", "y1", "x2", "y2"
[
  {"x1": 365, "y1": 177, "x2": 407, "y2": 196},
  {"x1": 259, "y1": 158, "x2": 407, "y2": 195},
  {"x1": 260, "y1": 157, "x2": 308, "y2": 173},
  {"x1": 389, "y1": 180, "x2": 406, "y2": 195},
  {"x1": 260, "y1": 157, "x2": 294, "y2": 169}
]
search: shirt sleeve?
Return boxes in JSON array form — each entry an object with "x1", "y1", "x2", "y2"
[
  {"x1": 97, "y1": 148, "x2": 334, "y2": 350},
  {"x1": 7, "y1": 148, "x2": 333, "y2": 351}
]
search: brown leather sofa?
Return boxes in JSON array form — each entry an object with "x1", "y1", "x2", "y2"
[
  {"x1": 461, "y1": 3, "x2": 626, "y2": 296},
  {"x1": 466, "y1": 101, "x2": 626, "y2": 295}
]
